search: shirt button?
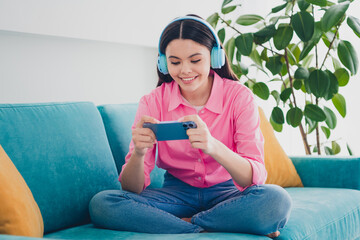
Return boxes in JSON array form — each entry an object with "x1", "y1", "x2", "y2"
[
  {"x1": 198, "y1": 177, "x2": 202, "y2": 180},
  {"x1": 197, "y1": 159, "x2": 201, "y2": 162}
]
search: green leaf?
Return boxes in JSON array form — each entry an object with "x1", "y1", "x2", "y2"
[
  {"x1": 236, "y1": 50, "x2": 241, "y2": 62},
  {"x1": 286, "y1": 47, "x2": 297, "y2": 65},
  {"x1": 218, "y1": 28, "x2": 225, "y2": 43},
  {"x1": 231, "y1": 64, "x2": 242, "y2": 78},
  {"x1": 323, "y1": 106, "x2": 337, "y2": 129},
  {"x1": 332, "y1": 93, "x2": 346, "y2": 117},
  {"x1": 289, "y1": 43, "x2": 301, "y2": 63},
  {"x1": 286, "y1": 107, "x2": 303, "y2": 127},
  {"x1": 235, "y1": 33, "x2": 254, "y2": 56},
  {"x1": 321, "y1": 126, "x2": 331, "y2": 139},
  {"x1": 294, "y1": 67, "x2": 310, "y2": 79},
  {"x1": 334, "y1": 68, "x2": 349, "y2": 86},
  {"x1": 324, "y1": 70, "x2": 339, "y2": 100},
  {"x1": 271, "y1": 90, "x2": 281, "y2": 105},
  {"x1": 332, "y1": 141, "x2": 341, "y2": 154},
  {"x1": 299, "y1": 22, "x2": 323, "y2": 61},
  {"x1": 347, "y1": 16, "x2": 360, "y2": 38},
  {"x1": 332, "y1": 56, "x2": 342, "y2": 70},
  {"x1": 270, "y1": 117, "x2": 283, "y2": 132},
  {"x1": 302, "y1": 54, "x2": 314, "y2": 68},
  {"x1": 272, "y1": 3, "x2": 288, "y2": 13},
  {"x1": 224, "y1": 37, "x2": 236, "y2": 64},
  {"x1": 280, "y1": 63, "x2": 287, "y2": 76},
  {"x1": 222, "y1": 5, "x2": 237, "y2": 14},
  {"x1": 274, "y1": 25, "x2": 294, "y2": 50},
  {"x1": 236, "y1": 14, "x2": 264, "y2": 26},
  {"x1": 253, "y1": 24, "x2": 276, "y2": 44},
  {"x1": 293, "y1": 79, "x2": 303, "y2": 90},
  {"x1": 321, "y1": 2, "x2": 349, "y2": 32},
  {"x1": 308, "y1": 69, "x2": 330, "y2": 98},
  {"x1": 260, "y1": 49, "x2": 268, "y2": 61},
  {"x1": 298, "y1": 0, "x2": 310, "y2": 10},
  {"x1": 325, "y1": 146, "x2": 334, "y2": 155},
  {"x1": 241, "y1": 63, "x2": 249, "y2": 76},
  {"x1": 347, "y1": 143, "x2": 353, "y2": 155},
  {"x1": 266, "y1": 56, "x2": 283, "y2": 75},
  {"x1": 271, "y1": 107, "x2": 285, "y2": 124},
  {"x1": 304, "y1": 104, "x2": 327, "y2": 121},
  {"x1": 280, "y1": 88, "x2": 292, "y2": 102},
  {"x1": 222, "y1": 0, "x2": 233, "y2": 7},
  {"x1": 306, "y1": 116, "x2": 318, "y2": 134},
  {"x1": 250, "y1": 50, "x2": 263, "y2": 67},
  {"x1": 292, "y1": 11, "x2": 315, "y2": 42},
  {"x1": 207, "y1": 13, "x2": 219, "y2": 29},
  {"x1": 306, "y1": 0, "x2": 327, "y2": 7},
  {"x1": 253, "y1": 82, "x2": 270, "y2": 100},
  {"x1": 337, "y1": 40, "x2": 359, "y2": 75}
]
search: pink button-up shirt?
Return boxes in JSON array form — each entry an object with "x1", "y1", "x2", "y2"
[{"x1": 120, "y1": 71, "x2": 266, "y2": 191}]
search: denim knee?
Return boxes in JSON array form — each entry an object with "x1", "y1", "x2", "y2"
[
  {"x1": 258, "y1": 184, "x2": 292, "y2": 232},
  {"x1": 89, "y1": 190, "x2": 128, "y2": 229}
]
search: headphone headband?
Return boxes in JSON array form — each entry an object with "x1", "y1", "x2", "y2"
[
  {"x1": 158, "y1": 16, "x2": 222, "y2": 54},
  {"x1": 157, "y1": 15, "x2": 225, "y2": 74}
]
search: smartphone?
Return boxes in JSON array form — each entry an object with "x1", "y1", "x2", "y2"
[{"x1": 143, "y1": 121, "x2": 197, "y2": 141}]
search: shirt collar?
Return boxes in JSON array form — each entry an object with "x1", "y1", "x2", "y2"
[{"x1": 168, "y1": 70, "x2": 224, "y2": 114}]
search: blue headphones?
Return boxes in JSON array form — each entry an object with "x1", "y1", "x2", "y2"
[{"x1": 157, "y1": 16, "x2": 226, "y2": 75}]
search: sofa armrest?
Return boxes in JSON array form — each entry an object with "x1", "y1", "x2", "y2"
[
  {"x1": 0, "y1": 235, "x2": 46, "y2": 240},
  {"x1": 290, "y1": 156, "x2": 360, "y2": 190}
]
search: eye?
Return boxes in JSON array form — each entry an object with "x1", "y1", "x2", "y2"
[
  {"x1": 170, "y1": 62, "x2": 180, "y2": 65},
  {"x1": 191, "y1": 59, "x2": 201, "y2": 63}
]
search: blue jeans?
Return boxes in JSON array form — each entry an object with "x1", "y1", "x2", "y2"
[{"x1": 89, "y1": 172, "x2": 292, "y2": 235}]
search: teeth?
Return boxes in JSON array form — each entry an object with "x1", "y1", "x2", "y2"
[{"x1": 182, "y1": 76, "x2": 196, "y2": 81}]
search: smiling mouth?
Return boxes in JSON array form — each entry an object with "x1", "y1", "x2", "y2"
[{"x1": 181, "y1": 76, "x2": 198, "y2": 82}]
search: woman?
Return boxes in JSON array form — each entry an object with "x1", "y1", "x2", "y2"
[{"x1": 90, "y1": 14, "x2": 291, "y2": 238}]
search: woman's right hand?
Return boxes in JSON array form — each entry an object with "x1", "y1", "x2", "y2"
[{"x1": 132, "y1": 115, "x2": 159, "y2": 157}]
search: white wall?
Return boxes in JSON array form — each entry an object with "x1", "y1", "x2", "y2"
[
  {"x1": 0, "y1": 0, "x2": 359, "y2": 156},
  {"x1": 0, "y1": 30, "x2": 157, "y2": 104}
]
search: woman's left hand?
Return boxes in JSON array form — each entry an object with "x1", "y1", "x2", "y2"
[{"x1": 179, "y1": 115, "x2": 218, "y2": 155}]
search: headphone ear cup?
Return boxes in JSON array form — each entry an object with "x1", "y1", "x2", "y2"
[
  {"x1": 211, "y1": 47, "x2": 226, "y2": 69},
  {"x1": 157, "y1": 54, "x2": 168, "y2": 74}
]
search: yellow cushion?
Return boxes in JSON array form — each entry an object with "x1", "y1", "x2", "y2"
[
  {"x1": 258, "y1": 108, "x2": 303, "y2": 187},
  {"x1": 0, "y1": 145, "x2": 44, "y2": 237}
]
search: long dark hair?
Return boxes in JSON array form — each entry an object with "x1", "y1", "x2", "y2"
[{"x1": 156, "y1": 14, "x2": 238, "y2": 87}]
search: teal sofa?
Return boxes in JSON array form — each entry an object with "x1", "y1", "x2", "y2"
[{"x1": 1, "y1": 102, "x2": 360, "y2": 240}]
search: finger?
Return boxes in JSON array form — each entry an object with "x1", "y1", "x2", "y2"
[
  {"x1": 133, "y1": 128, "x2": 157, "y2": 142},
  {"x1": 136, "y1": 115, "x2": 160, "y2": 128}
]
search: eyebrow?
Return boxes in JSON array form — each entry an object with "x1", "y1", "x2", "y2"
[{"x1": 168, "y1": 53, "x2": 202, "y2": 59}]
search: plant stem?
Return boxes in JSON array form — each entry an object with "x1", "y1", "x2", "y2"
[
  {"x1": 218, "y1": 15, "x2": 242, "y2": 35},
  {"x1": 284, "y1": 48, "x2": 311, "y2": 155},
  {"x1": 320, "y1": 26, "x2": 339, "y2": 70},
  {"x1": 315, "y1": 98, "x2": 321, "y2": 155}
]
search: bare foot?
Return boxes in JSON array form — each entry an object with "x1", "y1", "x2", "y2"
[
  {"x1": 266, "y1": 231, "x2": 280, "y2": 238},
  {"x1": 181, "y1": 217, "x2": 192, "y2": 223}
]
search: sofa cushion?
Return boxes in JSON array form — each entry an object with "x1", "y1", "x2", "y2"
[
  {"x1": 0, "y1": 102, "x2": 120, "y2": 234},
  {"x1": 258, "y1": 108, "x2": 303, "y2": 187},
  {"x1": 279, "y1": 187, "x2": 360, "y2": 239},
  {"x1": 98, "y1": 104, "x2": 166, "y2": 189},
  {"x1": 44, "y1": 224, "x2": 268, "y2": 239},
  {"x1": 0, "y1": 145, "x2": 43, "y2": 237}
]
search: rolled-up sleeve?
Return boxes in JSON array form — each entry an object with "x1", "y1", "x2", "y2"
[
  {"x1": 119, "y1": 95, "x2": 157, "y2": 190},
  {"x1": 233, "y1": 88, "x2": 266, "y2": 191}
]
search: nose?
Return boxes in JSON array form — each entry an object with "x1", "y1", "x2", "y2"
[{"x1": 180, "y1": 61, "x2": 192, "y2": 74}]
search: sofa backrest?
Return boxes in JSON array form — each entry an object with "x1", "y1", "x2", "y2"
[
  {"x1": 98, "y1": 104, "x2": 165, "y2": 189},
  {"x1": 0, "y1": 102, "x2": 120, "y2": 234}
]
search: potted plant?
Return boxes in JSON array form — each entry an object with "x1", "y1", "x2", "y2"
[{"x1": 207, "y1": 0, "x2": 359, "y2": 155}]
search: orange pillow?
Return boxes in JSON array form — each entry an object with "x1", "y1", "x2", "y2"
[
  {"x1": 0, "y1": 145, "x2": 44, "y2": 237},
  {"x1": 258, "y1": 108, "x2": 303, "y2": 187}
]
